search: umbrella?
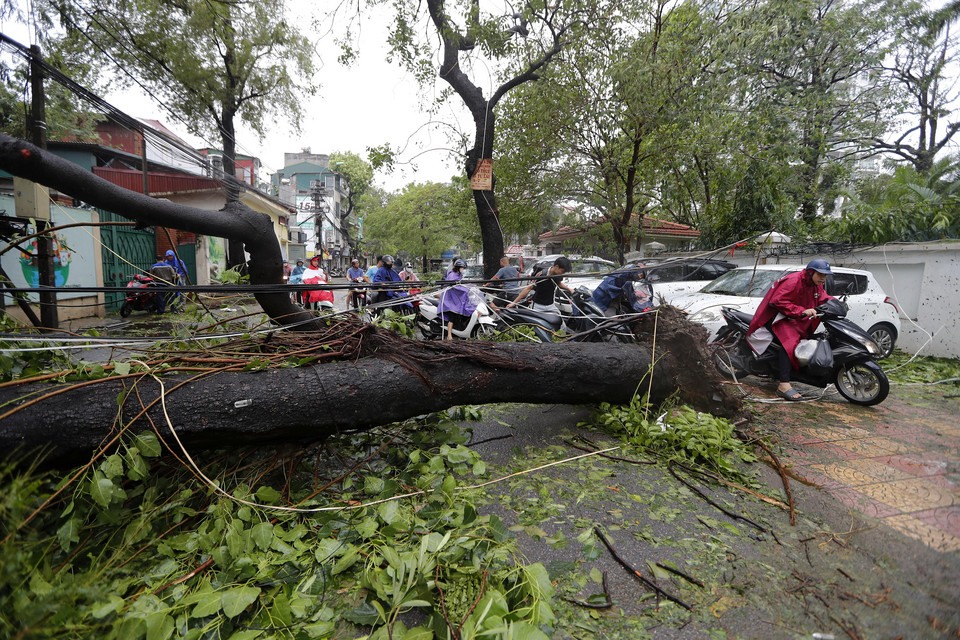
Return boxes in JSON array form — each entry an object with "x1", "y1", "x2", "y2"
[{"x1": 644, "y1": 241, "x2": 666, "y2": 252}]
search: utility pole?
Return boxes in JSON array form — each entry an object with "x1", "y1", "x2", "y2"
[{"x1": 13, "y1": 45, "x2": 58, "y2": 328}]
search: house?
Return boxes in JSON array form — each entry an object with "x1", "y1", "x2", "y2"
[
  {"x1": 538, "y1": 214, "x2": 700, "y2": 260},
  {"x1": 271, "y1": 155, "x2": 351, "y2": 269},
  {"x1": 199, "y1": 148, "x2": 261, "y2": 187}
]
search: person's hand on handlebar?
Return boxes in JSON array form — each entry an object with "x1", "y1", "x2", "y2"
[{"x1": 802, "y1": 308, "x2": 817, "y2": 318}]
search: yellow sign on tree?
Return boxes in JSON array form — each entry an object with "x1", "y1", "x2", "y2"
[{"x1": 470, "y1": 159, "x2": 493, "y2": 190}]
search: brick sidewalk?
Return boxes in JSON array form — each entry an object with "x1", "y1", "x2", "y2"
[{"x1": 751, "y1": 382, "x2": 960, "y2": 553}]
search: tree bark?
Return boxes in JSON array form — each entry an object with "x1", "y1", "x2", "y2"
[{"x1": 0, "y1": 340, "x2": 742, "y2": 465}]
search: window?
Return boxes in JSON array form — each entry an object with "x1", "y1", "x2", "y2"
[{"x1": 826, "y1": 273, "x2": 868, "y2": 296}]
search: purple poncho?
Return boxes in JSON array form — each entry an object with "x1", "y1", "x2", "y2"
[{"x1": 438, "y1": 270, "x2": 480, "y2": 320}]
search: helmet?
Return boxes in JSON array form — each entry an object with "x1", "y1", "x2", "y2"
[
  {"x1": 296, "y1": 259, "x2": 303, "y2": 264},
  {"x1": 453, "y1": 258, "x2": 467, "y2": 270},
  {"x1": 382, "y1": 255, "x2": 395, "y2": 266},
  {"x1": 310, "y1": 255, "x2": 321, "y2": 264},
  {"x1": 351, "y1": 258, "x2": 359, "y2": 265},
  {"x1": 806, "y1": 259, "x2": 832, "y2": 275}
]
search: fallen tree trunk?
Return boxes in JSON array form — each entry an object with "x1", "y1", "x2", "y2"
[{"x1": 0, "y1": 339, "x2": 741, "y2": 464}]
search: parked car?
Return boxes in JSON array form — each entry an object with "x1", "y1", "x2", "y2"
[
  {"x1": 575, "y1": 257, "x2": 738, "y2": 303},
  {"x1": 668, "y1": 264, "x2": 901, "y2": 357}
]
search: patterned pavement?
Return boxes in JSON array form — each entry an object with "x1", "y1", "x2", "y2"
[{"x1": 750, "y1": 383, "x2": 960, "y2": 553}]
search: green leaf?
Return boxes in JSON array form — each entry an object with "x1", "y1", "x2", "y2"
[
  {"x1": 101, "y1": 454, "x2": 124, "y2": 479},
  {"x1": 399, "y1": 627, "x2": 433, "y2": 640},
  {"x1": 646, "y1": 560, "x2": 673, "y2": 581},
  {"x1": 255, "y1": 486, "x2": 281, "y2": 503},
  {"x1": 191, "y1": 591, "x2": 223, "y2": 618},
  {"x1": 378, "y1": 499, "x2": 399, "y2": 525},
  {"x1": 89, "y1": 471, "x2": 124, "y2": 507},
  {"x1": 57, "y1": 517, "x2": 80, "y2": 552},
  {"x1": 114, "y1": 361, "x2": 131, "y2": 376},
  {"x1": 144, "y1": 612, "x2": 174, "y2": 640},
  {"x1": 251, "y1": 522, "x2": 274, "y2": 550},
  {"x1": 91, "y1": 595, "x2": 125, "y2": 619},
  {"x1": 221, "y1": 586, "x2": 261, "y2": 618},
  {"x1": 332, "y1": 546, "x2": 359, "y2": 575},
  {"x1": 135, "y1": 432, "x2": 162, "y2": 457}
]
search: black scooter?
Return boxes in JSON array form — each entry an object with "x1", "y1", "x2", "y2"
[
  {"x1": 495, "y1": 286, "x2": 634, "y2": 343},
  {"x1": 712, "y1": 298, "x2": 889, "y2": 406}
]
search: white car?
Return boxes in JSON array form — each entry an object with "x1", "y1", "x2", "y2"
[
  {"x1": 573, "y1": 257, "x2": 738, "y2": 303},
  {"x1": 669, "y1": 265, "x2": 901, "y2": 357}
]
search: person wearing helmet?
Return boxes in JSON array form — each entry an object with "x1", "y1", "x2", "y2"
[
  {"x1": 746, "y1": 259, "x2": 835, "y2": 401},
  {"x1": 372, "y1": 255, "x2": 410, "y2": 307},
  {"x1": 302, "y1": 256, "x2": 334, "y2": 311},
  {"x1": 446, "y1": 258, "x2": 468, "y2": 281},
  {"x1": 346, "y1": 258, "x2": 367, "y2": 310},
  {"x1": 289, "y1": 259, "x2": 306, "y2": 304},
  {"x1": 438, "y1": 258, "x2": 478, "y2": 339}
]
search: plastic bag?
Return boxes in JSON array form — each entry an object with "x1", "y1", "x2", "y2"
[
  {"x1": 806, "y1": 338, "x2": 834, "y2": 377},
  {"x1": 794, "y1": 339, "x2": 817, "y2": 366}
]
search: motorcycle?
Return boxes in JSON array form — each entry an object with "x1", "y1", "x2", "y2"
[
  {"x1": 119, "y1": 273, "x2": 164, "y2": 317},
  {"x1": 347, "y1": 279, "x2": 368, "y2": 310},
  {"x1": 494, "y1": 286, "x2": 635, "y2": 343},
  {"x1": 414, "y1": 286, "x2": 497, "y2": 340},
  {"x1": 711, "y1": 298, "x2": 889, "y2": 406}
]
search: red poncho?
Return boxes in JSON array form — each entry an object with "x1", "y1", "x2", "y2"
[{"x1": 746, "y1": 269, "x2": 833, "y2": 370}]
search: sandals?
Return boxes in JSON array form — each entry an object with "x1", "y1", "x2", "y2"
[{"x1": 777, "y1": 388, "x2": 803, "y2": 401}]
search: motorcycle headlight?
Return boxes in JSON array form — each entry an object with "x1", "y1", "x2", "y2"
[
  {"x1": 839, "y1": 325, "x2": 881, "y2": 355},
  {"x1": 862, "y1": 337, "x2": 881, "y2": 355}
]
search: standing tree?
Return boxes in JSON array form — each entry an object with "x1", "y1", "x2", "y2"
[
  {"x1": 870, "y1": 1, "x2": 960, "y2": 175},
  {"x1": 738, "y1": 0, "x2": 893, "y2": 223},
  {"x1": 362, "y1": 181, "x2": 477, "y2": 267},
  {"x1": 38, "y1": 0, "x2": 315, "y2": 267},
  {"x1": 494, "y1": 0, "x2": 738, "y2": 262},
  {"x1": 362, "y1": 0, "x2": 592, "y2": 277}
]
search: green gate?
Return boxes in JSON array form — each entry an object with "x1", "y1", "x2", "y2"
[
  {"x1": 174, "y1": 242, "x2": 197, "y2": 286},
  {"x1": 99, "y1": 210, "x2": 156, "y2": 311}
]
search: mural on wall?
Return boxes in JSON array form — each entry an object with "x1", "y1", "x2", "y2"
[
  {"x1": 0, "y1": 196, "x2": 96, "y2": 300},
  {"x1": 18, "y1": 234, "x2": 73, "y2": 286},
  {"x1": 207, "y1": 236, "x2": 226, "y2": 282}
]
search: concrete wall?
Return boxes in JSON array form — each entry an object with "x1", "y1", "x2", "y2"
[{"x1": 716, "y1": 241, "x2": 960, "y2": 358}]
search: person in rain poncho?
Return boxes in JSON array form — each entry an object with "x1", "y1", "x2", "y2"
[
  {"x1": 746, "y1": 259, "x2": 835, "y2": 401},
  {"x1": 302, "y1": 256, "x2": 335, "y2": 311},
  {"x1": 437, "y1": 258, "x2": 480, "y2": 340}
]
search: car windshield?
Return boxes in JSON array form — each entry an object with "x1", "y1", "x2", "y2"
[
  {"x1": 699, "y1": 269, "x2": 788, "y2": 297},
  {"x1": 463, "y1": 265, "x2": 485, "y2": 279}
]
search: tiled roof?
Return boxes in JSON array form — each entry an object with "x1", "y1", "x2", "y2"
[{"x1": 539, "y1": 215, "x2": 700, "y2": 240}]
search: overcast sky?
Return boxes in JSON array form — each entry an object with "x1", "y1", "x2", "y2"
[{"x1": 2, "y1": 3, "x2": 473, "y2": 192}]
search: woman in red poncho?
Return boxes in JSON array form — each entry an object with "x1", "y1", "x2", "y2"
[
  {"x1": 302, "y1": 256, "x2": 335, "y2": 311},
  {"x1": 746, "y1": 260, "x2": 834, "y2": 401}
]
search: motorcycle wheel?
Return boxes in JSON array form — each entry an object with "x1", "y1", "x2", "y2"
[
  {"x1": 120, "y1": 301, "x2": 133, "y2": 318},
  {"x1": 471, "y1": 322, "x2": 497, "y2": 340},
  {"x1": 834, "y1": 360, "x2": 889, "y2": 406},
  {"x1": 712, "y1": 327, "x2": 747, "y2": 378}
]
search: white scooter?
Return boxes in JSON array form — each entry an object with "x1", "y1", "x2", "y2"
[{"x1": 414, "y1": 286, "x2": 498, "y2": 340}]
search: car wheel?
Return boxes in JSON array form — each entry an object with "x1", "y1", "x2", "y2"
[{"x1": 867, "y1": 323, "x2": 897, "y2": 359}]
